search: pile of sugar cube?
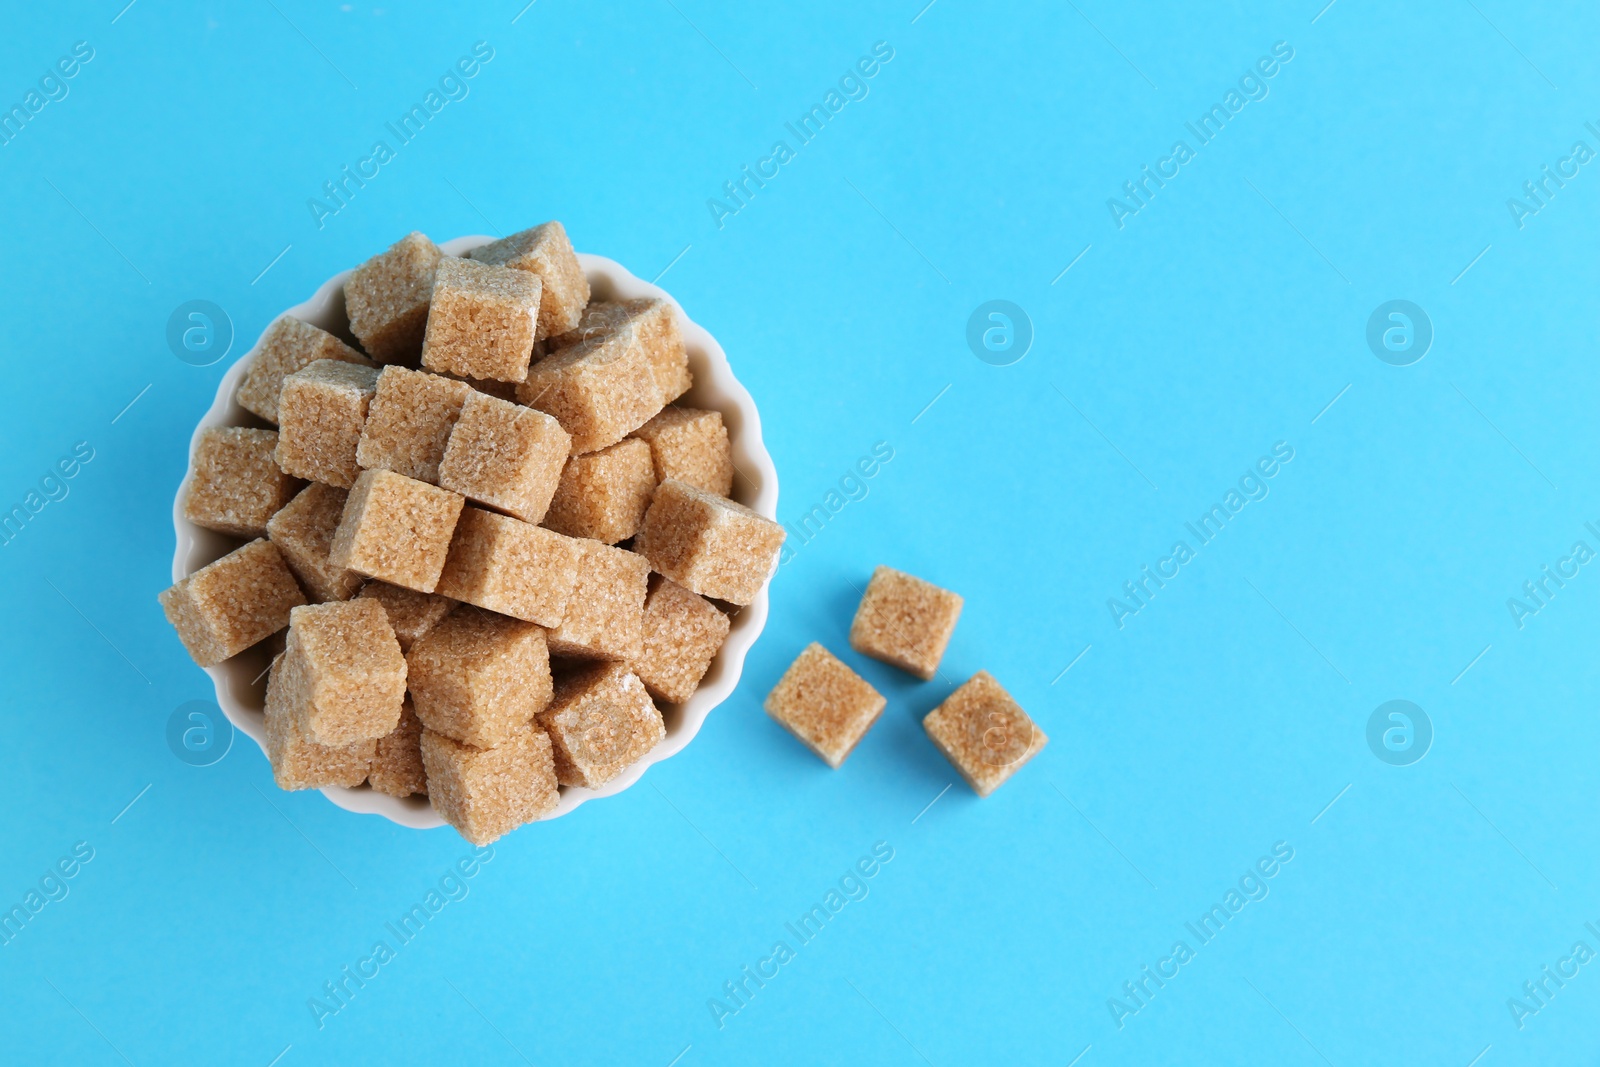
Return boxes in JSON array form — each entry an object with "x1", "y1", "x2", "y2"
[
  {"x1": 764, "y1": 566, "x2": 1047, "y2": 796},
  {"x1": 160, "y1": 222, "x2": 785, "y2": 844}
]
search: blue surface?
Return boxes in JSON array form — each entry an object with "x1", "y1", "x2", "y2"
[{"x1": 2, "y1": 2, "x2": 1597, "y2": 1064}]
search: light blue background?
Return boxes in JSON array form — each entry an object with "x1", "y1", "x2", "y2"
[{"x1": 2, "y1": 1, "x2": 1597, "y2": 1064}]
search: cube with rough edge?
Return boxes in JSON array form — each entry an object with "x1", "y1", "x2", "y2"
[
  {"x1": 420, "y1": 257, "x2": 543, "y2": 383},
  {"x1": 516, "y1": 327, "x2": 662, "y2": 454},
  {"x1": 542, "y1": 438, "x2": 657, "y2": 544},
  {"x1": 406, "y1": 607, "x2": 553, "y2": 749},
  {"x1": 266, "y1": 483, "x2": 363, "y2": 602},
  {"x1": 274, "y1": 360, "x2": 380, "y2": 488},
  {"x1": 923, "y1": 671, "x2": 1047, "y2": 798},
  {"x1": 763, "y1": 643, "x2": 886, "y2": 769},
  {"x1": 849, "y1": 566, "x2": 964, "y2": 681},
  {"x1": 545, "y1": 539, "x2": 650, "y2": 662},
  {"x1": 421, "y1": 724, "x2": 559, "y2": 845},
  {"x1": 436, "y1": 392, "x2": 571, "y2": 524},
  {"x1": 536, "y1": 662, "x2": 665, "y2": 788},
  {"x1": 329, "y1": 469, "x2": 464, "y2": 593},
  {"x1": 433, "y1": 507, "x2": 581, "y2": 627},
  {"x1": 343, "y1": 231, "x2": 441, "y2": 364},
  {"x1": 236, "y1": 316, "x2": 371, "y2": 424},
  {"x1": 551, "y1": 298, "x2": 691, "y2": 404},
  {"x1": 466, "y1": 221, "x2": 589, "y2": 338},
  {"x1": 281, "y1": 599, "x2": 407, "y2": 746},
  {"x1": 355, "y1": 366, "x2": 474, "y2": 484},
  {"x1": 368, "y1": 700, "x2": 427, "y2": 797},
  {"x1": 356, "y1": 580, "x2": 456, "y2": 653},
  {"x1": 635, "y1": 480, "x2": 785, "y2": 606},
  {"x1": 183, "y1": 427, "x2": 301, "y2": 538},
  {"x1": 159, "y1": 539, "x2": 307, "y2": 667},
  {"x1": 635, "y1": 576, "x2": 731, "y2": 705},
  {"x1": 263, "y1": 654, "x2": 375, "y2": 790},
  {"x1": 631, "y1": 407, "x2": 733, "y2": 496}
]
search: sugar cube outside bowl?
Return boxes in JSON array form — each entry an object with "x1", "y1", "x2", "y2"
[{"x1": 171, "y1": 236, "x2": 779, "y2": 830}]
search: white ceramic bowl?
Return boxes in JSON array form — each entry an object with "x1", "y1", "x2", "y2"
[{"x1": 171, "y1": 236, "x2": 778, "y2": 830}]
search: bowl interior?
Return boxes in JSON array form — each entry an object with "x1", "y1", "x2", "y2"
[{"x1": 172, "y1": 236, "x2": 778, "y2": 829}]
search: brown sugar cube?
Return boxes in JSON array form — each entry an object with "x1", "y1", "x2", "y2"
[
  {"x1": 635, "y1": 576, "x2": 731, "y2": 705},
  {"x1": 344, "y1": 231, "x2": 441, "y2": 364},
  {"x1": 516, "y1": 326, "x2": 662, "y2": 454},
  {"x1": 329, "y1": 469, "x2": 464, "y2": 593},
  {"x1": 407, "y1": 607, "x2": 553, "y2": 748},
  {"x1": 631, "y1": 407, "x2": 733, "y2": 496},
  {"x1": 183, "y1": 427, "x2": 301, "y2": 538},
  {"x1": 434, "y1": 507, "x2": 581, "y2": 627},
  {"x1": 545, "y1": 540, "x2": 649, "y2": 662},
  {"x1": 356, "y1": 581, "x2": 455, "y2": 652},
  {"x1": 281, "y1": 599, "x2": 407, "y2": 746},
  {"x1": 266, "y1": 483, "x2": 363, "y2": 602},
  {"x1": 368, "y1": 699, "x2": 427, "y2": 797},
  {"x1": 355, "y1": 366, "x2": 474, "y2": 484},
  {"x1": 263, "y1": 654, "x2": 374, "y2": 790},
  {"x1": 275, "y1": 360, "x2": 381, "y2": 488},
  {"x1": 849, "y1": 566, "x2": 964, "y2": 681},
  {"x1": 437, "y1": 393, "x2": 571, "y2": 524},
  {"x1": 551, "y1": 298, "x2": 691, "y2": 404},
  {"x1": 635, "y1": 480, "x2": 785, "y2": 607},
  {"x1": 536, "y1": 662, "x2": 664, "y2": 789},
  {"x1": 466, "y1": 221, "x2": 589, "y2": 338},
  {"x1": 542, "y1": 438, "x2": 656, "y2": 544},
  {"x1": 159, "y1": 539, "x2": 307, "y2": 667},
  {"x1": 923, "y1": 671, "x2": 1047, "y2": 798},
  {"x1": 421, "y1": 724, "x2": 558, "y2": 845},
  {"x1": 236, "y1": 316, "x2": 371, "y2": 424},
  {"x1": 420, "y1": 257, "x2": 543, "y2": 383},
  {"x1": 763, "y1": 643, "x2": 886, "y2": 769}
]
